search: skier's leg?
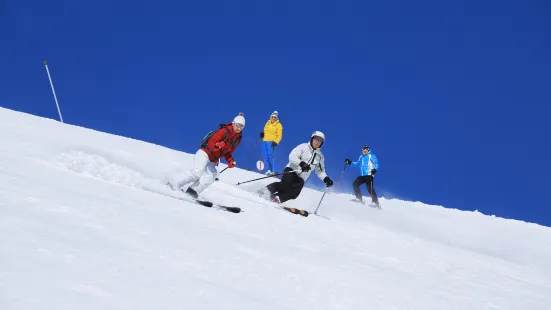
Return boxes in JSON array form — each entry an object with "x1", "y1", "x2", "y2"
[
  {"x1": 261, "y1": 142, "x2": 271, "y2": 173},
  {"x1": 190, "y1": 161, "x2": 217, "y2": 194},
  {"x1": 352, "y1": 176, "x2": 365, "y2": 201},
  {"x1": 266, "y1": 181, "x2": 279, "y2": 194},
  {"x1": 285, "y1": 175, "x2": 304, "y2": 202},
  {"x1": 279, "y1": 176, "x2": 304, "y2": 203},
  {"x1": 365, "y1": 175, "x2": 379, "y2": 205},
  {"x1": 270, "y1": 144, "x2": 276, "y2": 173},
  {"x1": 265, "y1": 143, "x2": 274, "y2": 172},
  {"x1": 169, "y1": 150, "x2": 209, "y2": 189},
  {"x1": 267, "y1": 167, "x2": 293, "y2": 194}
]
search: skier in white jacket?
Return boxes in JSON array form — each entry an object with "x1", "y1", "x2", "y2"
[{"x1": 266, "y1": 131, "x2": 334, "y2": 203}]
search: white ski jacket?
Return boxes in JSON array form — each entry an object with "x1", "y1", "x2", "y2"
[{"x1": 286, "y1": 142, "x2": 328, "y2": 181}]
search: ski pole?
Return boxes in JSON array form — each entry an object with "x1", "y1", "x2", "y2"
[
  {"x1": 314, "y1": 188, "x2": 328, "y2": 215},
  {"x1": 236, "y1": 169, "x2": 300, "y2": 185},
  {"x1": 215, "y1": 167, "x2": 228, "y2": 181},
  {"x1": 247, "y1": 138, "x2": 262, "y2": 165},
  {"x1": 336, "y1": 162, "x2": 347, "y2": 190},
  {"x1": 370, "y1": 177, "x2": 377, "y2": 204}
]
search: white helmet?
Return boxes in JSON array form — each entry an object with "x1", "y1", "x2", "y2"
[{"x1": 311, "y1": 131, "x2": 325, "y2": 141}]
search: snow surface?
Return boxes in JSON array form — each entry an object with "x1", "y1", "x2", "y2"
[{"x1": 1, "y1": 106, "x2": 550, "y2": 310}]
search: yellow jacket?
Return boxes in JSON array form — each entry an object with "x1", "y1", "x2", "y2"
[{"x1": 263, "y1": 120, "x2": 283, "y2": 144}]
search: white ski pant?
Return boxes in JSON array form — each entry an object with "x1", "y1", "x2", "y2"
[{"x1": 171, "y1": 149, "x2": 217, "y2": 194}]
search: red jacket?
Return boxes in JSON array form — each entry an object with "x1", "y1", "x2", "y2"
[{"x1": 201, "y1": 123, "x2": 242, "y2": 163}]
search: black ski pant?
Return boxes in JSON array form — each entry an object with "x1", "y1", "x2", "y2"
[
  {"x1": 267, "y1": 167, "x2": 304, "y2": 203},
  {"x1": 353, "y1": 175, "x2": 379, "y2": 204}
]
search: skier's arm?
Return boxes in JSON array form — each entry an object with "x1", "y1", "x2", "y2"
[
  {"x1": 224, "y1": 154, "x2": 235, "y2": 165},
  {"x1": 206, "y1": 129, "x2": 227, "y2": 151},
  {"x1": 370, "y1": 154, "x2": 379, "y2": 170},
  {"x1": 223, "y1": 138, "x2": 241, "y2": 163},
  {"x1": 274, "y1": 123, "x2": 283, "y2": 144},
  {"x1": 315, "y1": 154, "x2": 328, "y2": 181},
  {"x1": 351, "y1": 156, "x2": 361, "y2": 167},
  {"x1": 288, "y1": 144, "x2": 303, "y2": 166},
  {"x1": 262, "y1": 121, "x2": 270, "y2": 140}
]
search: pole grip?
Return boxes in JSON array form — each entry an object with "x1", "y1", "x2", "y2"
[{"x1": 337, "y1": 163, "x2": 347, "y2": 189}]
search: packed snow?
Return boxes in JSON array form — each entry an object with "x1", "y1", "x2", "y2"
[{"x1": 1, "y1": 107, "x2": 550, "y2": 310}]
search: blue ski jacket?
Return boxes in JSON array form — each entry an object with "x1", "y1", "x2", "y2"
[{"x1": 351, "y1": 151, "x2": 379, "y2": 176}]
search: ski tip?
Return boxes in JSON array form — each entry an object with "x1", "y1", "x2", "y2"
[
  {"x1": 196, "y1": 199, "x2": 241, "y2": 213},
  {"x1": 369, "y1": 203, "x2": 382, "y2": 209},
  {"x1": 224, "y1": 206, "x2": 241, "y2": 213}
]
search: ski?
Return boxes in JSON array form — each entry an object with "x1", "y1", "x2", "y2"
[
  {"x1": 282, "y1": 206, "x2": 309, "y2": 217},
  {"x1": 255, "y1": 189, "x2": 310, "y2": 217},
  {"x1": 368, "y1": 203, "x2": 382, "y2": 210},
  {"x1": 195, "y1": 199, "x2": 241, "y2": 214},
  {"x1": 350, "y1": 198, "x2": 382, "y2": 209},
  {"x1": 151, "y1": 183, "x2": 242, "y2": 214},
  {"x1": 313, "y1": 212, "x2": 331, "y2": 220}
]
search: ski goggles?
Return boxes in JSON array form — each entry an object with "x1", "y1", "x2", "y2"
[
  {"x1": 234, "y1": 123, "x2": 245, "y2": 129},
  {"x1": 362, "y1": 145, "x2": 370, "y2": 151},
  {"x1": 313, "y1": 137, "x2": 324, "y2": 143}
]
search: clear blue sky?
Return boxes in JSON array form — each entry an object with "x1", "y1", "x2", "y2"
[{"x1": 2, "y1": 0, "x2": 550, "y2": 226}]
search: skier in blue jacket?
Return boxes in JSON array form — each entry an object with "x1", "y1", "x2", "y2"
[{"x1": 345, "y1": 145, "x2": 380, "y2": 207}]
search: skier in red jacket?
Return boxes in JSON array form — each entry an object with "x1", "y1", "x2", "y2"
[{"x1": 168, "y1": 113, "x2": 245, "y2": 198}]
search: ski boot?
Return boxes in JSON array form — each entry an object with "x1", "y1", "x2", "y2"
[
  {"x1": 270, "y1": 194, "x2": 280, "y2": 204},
  {"x1": 185, "y1": 187, "x2": 199, "y2": 199}
]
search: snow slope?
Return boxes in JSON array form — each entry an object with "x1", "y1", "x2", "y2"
[{"x1": 1, "y1": 107, "x2": 550, "y2": 310}]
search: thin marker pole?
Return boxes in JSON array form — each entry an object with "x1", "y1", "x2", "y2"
[{"x1": 44, "y1": 61, "x2": 64, "y2": 123}]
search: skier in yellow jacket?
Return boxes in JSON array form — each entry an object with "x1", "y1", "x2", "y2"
[{"x1": 259, "y1": 111, "x2": 283, "y2": 176}]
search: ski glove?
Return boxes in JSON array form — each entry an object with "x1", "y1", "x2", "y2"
[
  {"x1": 272, "y1": 141, "x2": 277, "y2": 148},
  {"x1": 299, "y1": 161, "x2": 311, "y2": 172},
  {"x1": 214, "y1": 141, "x2": 226, "y2": 149},
  {"x1": 260, "y1": 132, "x2": 264, "y2": 138},
  {"x1": 228, "y1": 158, "x2": 236, "y2": 168},
  {"x1": 345, "y1": 158, "x2": 352, "y2": 165},
  {"x1": 323, "y1": 176, "x2": 334, "y2": 187},
  {"x1": 371, "y1": 169, "x2": 377, "y2": 175}
]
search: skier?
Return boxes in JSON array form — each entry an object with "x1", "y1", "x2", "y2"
[
  {"x1": 259, "y1": 111, "x2": 283, "y2": 176},
  {"x1": 264, "y1": 131, "x2": 334, "y2": 203},
  {"x1": 345, "y1": 145, "x2": 380, "y2": 207},
  {"x1": 168, "y1": 113, "x2": 245, "y2": 199}
]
